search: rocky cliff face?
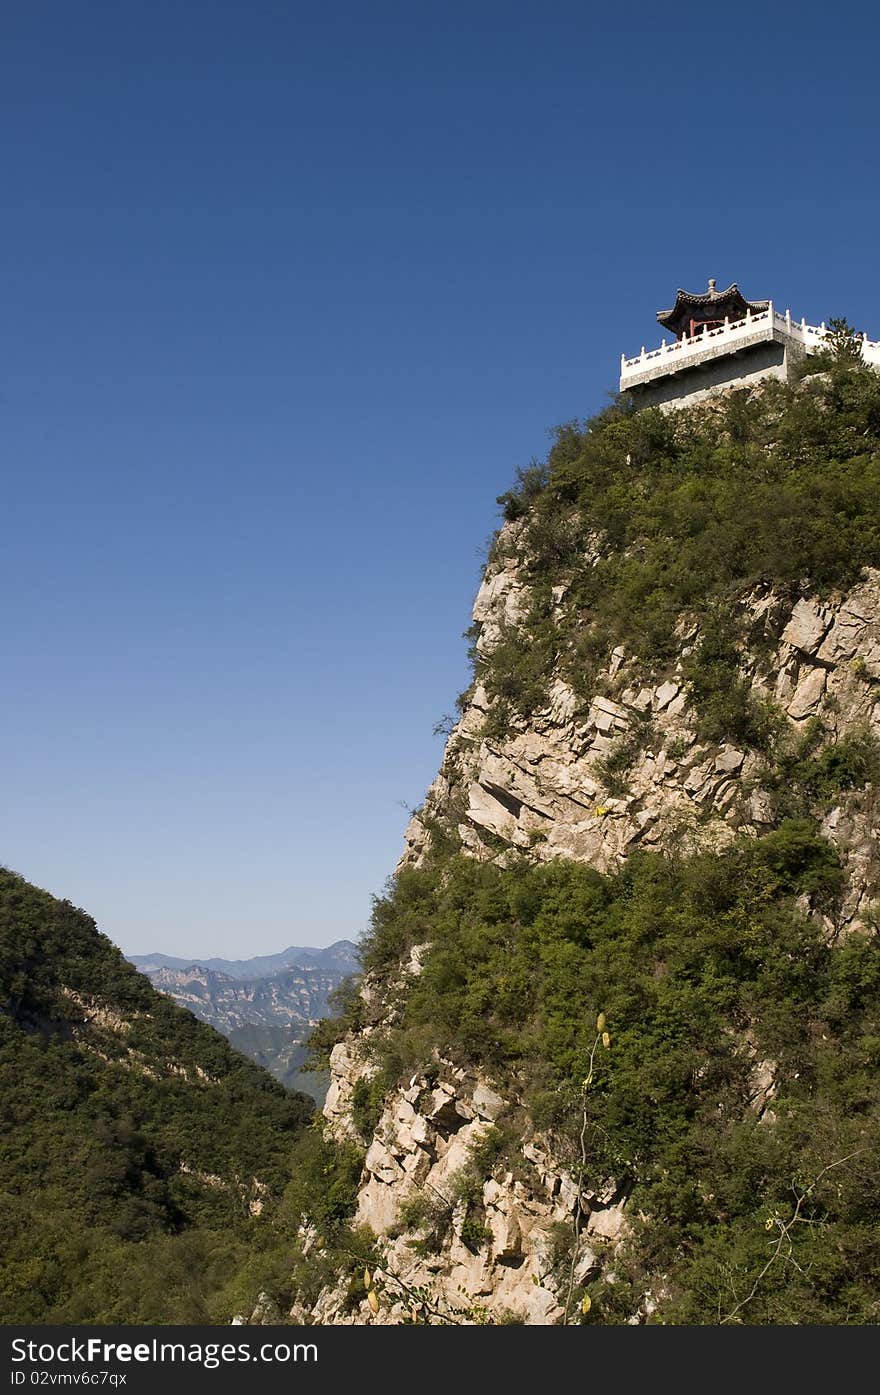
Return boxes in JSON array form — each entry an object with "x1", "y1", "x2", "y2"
[
  {"x1": 142, "y1": 963, "x2": 351, "y2": 1032},
  {"x1": 296, "y1": 359, "x2": 880, "y2": 1323},
  {"x1": 298, "y1": 535, "x2": 880, "y2": 1324},
  {"x1": 312, "y1": 1037, "x2": 620, "y2": 1324},
  {"x1": 402, "y1": 543, "x2": 880, "y2": 938}
]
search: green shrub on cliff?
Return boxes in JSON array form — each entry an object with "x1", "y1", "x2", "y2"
[
  {"x1": 345, "y1": 831, "x2": 880, "y2": 1323},
  {"x1": 479, "y1": 360, "x2": 880, "y2": 737}
]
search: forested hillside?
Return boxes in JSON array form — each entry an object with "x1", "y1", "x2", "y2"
[{"x1": 0, "y1": 868, "x2": 314, "y2": 1323}]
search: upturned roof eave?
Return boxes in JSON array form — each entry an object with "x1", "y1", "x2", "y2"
[{"x1": 657, "y1": 283, "x2": 769, "y2": 331}]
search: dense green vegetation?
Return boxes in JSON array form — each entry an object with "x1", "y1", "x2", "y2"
[
  {"x1": 339, "y1": 834, "x2": 880, "y2": 1323},
  {"x1": 0, "y1": 868, "x2": 318, "y2": 1323},
  {"x1": 481, "y1": 349, "x2": 880, "y2": 738}
]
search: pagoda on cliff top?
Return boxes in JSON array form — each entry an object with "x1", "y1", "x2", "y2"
[
  {"x1": 656, "y1": 279, "x2": 769, "y2": 342},
  {"x1": 619, "y1": 280, "x2": 880, "y2": 411}
]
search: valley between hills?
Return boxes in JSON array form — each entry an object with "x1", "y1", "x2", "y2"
[{"x1": 129, "y1": 943, "x2": 359, "y2": 1100}]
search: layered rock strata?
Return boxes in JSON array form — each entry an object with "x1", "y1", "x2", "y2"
[{"x1": 305, "y1": 538, "x2": 880, "y2": 1324}]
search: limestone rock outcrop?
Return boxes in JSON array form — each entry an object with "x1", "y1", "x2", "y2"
[
  {"x1": 299, "y1": 1054, "x2": 617, "y2": 1325},
  {"x1": 401, "y1": 539, "x2": 880, "y2": 938},
  {"x1": 303, "y1": 531, "x2": 880, "y2": 1325}
]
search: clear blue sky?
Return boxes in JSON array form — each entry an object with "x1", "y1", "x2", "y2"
[{"x1": 2, "y1": 1, "x2": 878, "y2": 957}]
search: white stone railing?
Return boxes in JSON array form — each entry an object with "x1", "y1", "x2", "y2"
[
  {"x1": 620, "y1": 301, "x2": 880, "y2": 378},
  {"x1": 778, "y1": 309, "x2": 880, "y2": 366}
]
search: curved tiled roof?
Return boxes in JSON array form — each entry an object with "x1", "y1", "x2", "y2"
[{"x1": 657, "y1": 281, "x2": 769, "y2": 334}]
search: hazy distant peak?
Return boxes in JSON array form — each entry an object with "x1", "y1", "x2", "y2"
[{"x1": 129, "y1": 939, "x2": 359, "y2": 981}]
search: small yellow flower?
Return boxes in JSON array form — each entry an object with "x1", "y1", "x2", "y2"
[
  {"x1": 764, "y1": 1218, "x2": 774, "y2": 1231},
  {"x1": 595, "y1": 806, "x2": 609, "y2": 817},
  {"x1": 367, "y1": 1288, "x2": 380, "y2": 1314},
  {"x1": 581, "y1": 1294, "x2": 592, "y2": 1315},
  {"x1": 596, "y1": 1012, "x2": 606, "y2": 1033},
  {"x1": 364, "y1": 1268, "x2": 372, "y2": 1290}
]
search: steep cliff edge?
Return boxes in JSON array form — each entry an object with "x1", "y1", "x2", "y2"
[
  {"x1": 299, "y1": 357, "x2": 880, "y2": 1325},
  {"x1": 403, "y1": 558, "x2": 880, "y2": 935}
]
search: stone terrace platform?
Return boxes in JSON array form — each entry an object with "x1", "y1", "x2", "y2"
[{"x1": 620, "y1": 302, "x2": 880, "y2": 409}]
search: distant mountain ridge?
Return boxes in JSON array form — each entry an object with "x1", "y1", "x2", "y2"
[
  {"x1": 130, "y1": 938, "x2": 358, "y2": 980},
  {"x1": 129, "y1": 940, "x2": 360, "y2": 1099}
]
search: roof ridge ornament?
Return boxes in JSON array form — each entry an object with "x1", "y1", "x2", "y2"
[{"x1": 657, "y1": 282, "x2": 769, "y2": 339}]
